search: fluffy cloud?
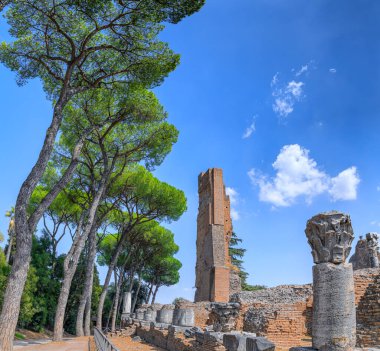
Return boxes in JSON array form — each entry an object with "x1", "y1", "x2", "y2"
[
  {"x1": 329, "y1": 167, "x2": 360, "y2": 201},
  {"x1": 242, "y1": 119, "x2": 256, "y2": 139},
  {"x1": 248, "y1": 144, "x2": 360, "y2": 207},
  {"x1": 226, "y1": 187, "x2": 240, "y2": 220},
  {"x1": 329, "y1": 68, "x2": 337, "y2": 74}
]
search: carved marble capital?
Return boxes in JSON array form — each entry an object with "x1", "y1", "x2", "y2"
[{"x1": 305, "y1": 211, "x2": 354, "y2": 264}]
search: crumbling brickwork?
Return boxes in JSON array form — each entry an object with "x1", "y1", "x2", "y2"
[{"x1": 195, "y1": 168, "x2": 240, "y2": 303}]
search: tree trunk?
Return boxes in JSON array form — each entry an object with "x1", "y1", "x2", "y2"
[
  {"x1": 5, "y1": 235, "x2": 13, "y2": 264},
  {"x1": 54, "y1": 169, "x2": 109, "y2": 341},
  {"x1": 75, "y1": 224, "x2": 97, "y2": 336},
  {"x1": 0, "y1": 95, "x2": 68, "y2": 351},
  {"x1": 84, "y1": 290, "x2": 92, "y2": 336},
  {"x1": 105, "y1": 297, "x2": 114, "y2": 331},
  {"x1": 96, "y1": 234, "x2": 131, "y2": 329},
  {"x1": 131, "y1": 274, "x2": 142, "y2": 313},
  {"x1": 146, "y1": 283, "x2": 153, "y2": 304},
  {"x1": 111, "y1": 270, "x2": 123, "y2": 333},
  {"x1": 151, "y1": 285, "x2": 159, "y2": 305}
]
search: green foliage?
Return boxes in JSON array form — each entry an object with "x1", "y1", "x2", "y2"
[
  {"x1": 0, "y1": 0, "x2": 204, "y2": 99},
  {"x1": 18, "y1": 266, "x2": 39, "y2": 327},
  {"x1": 28, "y1": 234, "x2": 63, "y2": 331},
  {"x1": 0, "y1": 246, "x2": 40, "y2": 328}
]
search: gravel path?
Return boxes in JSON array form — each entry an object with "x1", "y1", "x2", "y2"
[
  {"x1": 13, "y1": 337, "x2": 89, "y2": 351},
  {"x1": 110, "y1": 336, "x2": 165, "y2": 351}
]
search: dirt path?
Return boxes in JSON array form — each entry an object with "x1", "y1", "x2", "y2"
[
  {"x1": 110, "y1": 336, "x2": 165, "y2": 351},
  {"x1": 13, "y1": 337, "x2": 89, "y2": 351}
]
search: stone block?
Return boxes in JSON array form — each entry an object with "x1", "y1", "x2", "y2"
[
  {"x1": 246, "y1": 337, "x2": 275, "y2": 351},
  {"x1": 172, "y1": 308, "x2": 194, "y2": 327},
  {"x1": 144, "y1": 309, "x2": 157, "y2": 322},
  {"x1": 157, "y1": 309, "x2": 174, "y2": 324},
  {"x1": 223, "y1": 332, "x2": 255, "y2": 351}
]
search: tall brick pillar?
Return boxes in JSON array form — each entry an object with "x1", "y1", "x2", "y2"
[{"x1": 195, "y1": 168, "x2": 234, "y2": 303}]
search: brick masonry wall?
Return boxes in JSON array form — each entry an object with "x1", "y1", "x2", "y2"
[
  {"x1": 355, "y1": 268, "x2": 380, "y2": 348},
  {"x1": 195, "y1": 168, "x2": 239, "y2": 303},
  {"x1": 225, "y1": 270, "x2": 379, "y2": 349}
]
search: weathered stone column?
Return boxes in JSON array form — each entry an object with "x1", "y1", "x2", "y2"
[
  {"x1": 305, "y1": 211, "x2": 356, "y2": 351},
  {"x1": 122, "y1": 292, "x2": 132, "y2": 314}
]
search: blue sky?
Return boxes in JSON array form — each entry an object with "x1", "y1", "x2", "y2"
[{"x1": 1, "y1": 0, "x2": 380, "y2": 304}]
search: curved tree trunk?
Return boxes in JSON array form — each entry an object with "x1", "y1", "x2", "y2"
[
  {"x1": 76, "y1": 225, "x2": 97, "y2": 336},
  {"x1": 54, "y1": 169, "x2": 109, "y2": 341},
  {"x1": 0, "y1": 96, "x2": 69, "y2": 351}
]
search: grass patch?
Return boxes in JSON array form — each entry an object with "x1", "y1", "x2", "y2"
[{"x1": 15, "y1": 332, "x2": 26, "y2": 340}]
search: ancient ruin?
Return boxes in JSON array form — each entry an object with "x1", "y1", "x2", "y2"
[
  {"x1": 350, "y1": 232, "x2": 380, "y2": 269},
  {"x1": 195, "y1": 168, "x2": 240, "y2": 303},
  {"x1": 118, "y1": 173, "x2": 380, "y2": 351}
]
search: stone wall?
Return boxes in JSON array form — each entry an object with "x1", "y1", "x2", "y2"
[
  {"x1": 135, "y1": 324, "x2": 227, "y2": 351},
  {"x1": 204, "y1": 269, "x2": 380, "y2": 349},
  {"x1": 355, "y1": 269, "x2": 380, "y2": 348},
  {"x1": 230, "y1": 285, "x2": 313, "y2": 348},
  {"x1": 195, "y1": 168, "x2": 240, "y2": 303}
]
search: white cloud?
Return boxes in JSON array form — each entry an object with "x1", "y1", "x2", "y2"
[
  {"x1": 295, "y1": 65, "x2": 308, "y2": 77},
  {"x1": 248, "y1": 144, "x2": 360, "y2": 207},
  {"x1": 370, "y1": 221, "x2": 380, "y2": 227},
  {"x1": 242, "y1": 118, "x2": 256, "y2": 139},
  {"x1": 329, "y1": 167, "x2": 360, "y2": 201},
  {"x1": 226, "y1": 187, "x2": 238, "y2": 205},
  {"x1": 226, "y1": 187, "x2": 240, "y2": 220},
  {"x1": 271, "y1": 76, "x2": 304, "y2": 118},
  {"x1": 271, "y1": 73, "x2": 279, "y2": 87},
  {"x1": 376, "y1": 186, "x2": 380, "y2": 191},
  {"x1": 230, "y1": 208, "x2": 240, "y2": 221},
  {"x1": 329, "y1": 68, "x2": 337, "y2": 74},
  {"x1": 286, "y1": 81, "x2": 304, "y2": 98},
  {"x1": 273, "y1": 98, "x2": 294, "y2": 118}
]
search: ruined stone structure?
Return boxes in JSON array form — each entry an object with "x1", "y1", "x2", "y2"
[
  {"x1": 195, "y1": 168, "x2": 240, "y2": 303},
  {"x1": 305, "y1": 211, "x2": 356, "y2": 351},
  {"x1": 350, "y1": 232, "x2": 380, "y2": 270}
]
